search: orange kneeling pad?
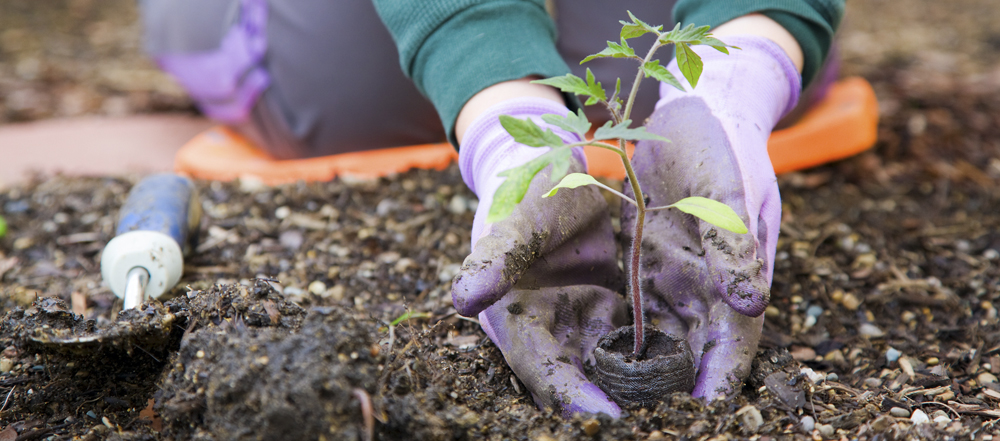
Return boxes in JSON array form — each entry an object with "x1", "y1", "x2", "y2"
[{"x1": 175, "y1": 77, "x2": 878, "y2": 184}]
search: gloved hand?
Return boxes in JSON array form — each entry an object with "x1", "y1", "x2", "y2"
[
  {"x1": 622, "y1": 35, "x2": 800, "y2": 399},
  {"x1": 452, "y1": 97, "x2": 628, "y2": 417}
]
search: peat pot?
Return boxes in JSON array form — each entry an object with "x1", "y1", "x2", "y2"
[{"x1": 593, "y1": 325, "x2": 695, "y2": 407}]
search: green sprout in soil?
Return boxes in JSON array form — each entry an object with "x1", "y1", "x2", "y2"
[{"x1": 488, "y1": 12, "x2": 749, "y2": 357}]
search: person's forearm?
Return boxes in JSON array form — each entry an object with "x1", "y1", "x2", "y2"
[
  {"x1": 712, "y1": 13, "x2": 803, "y2": 73},
  {"x1": 455, "y1": 78, "x2": 564, "y2": 145}
]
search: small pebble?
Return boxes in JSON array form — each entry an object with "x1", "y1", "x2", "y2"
[
  {"x1": 841, "y1": 293, "x2": 861, "y2": 310},
  {"x1": 806, "y1": 305, "x2": 824, "y2": 317},
  {"x1": 926, "y1": 357, "x2": 939, "y2": 366},
  {"x1": 817, "y1": 423, "x2": 834, "y2": 438},
  {"x1": 984, "y1": 249, "x2": 999, "y2": 260},
  {"x1": 901, "y1": 310, "x2": 917, "y2": 323},
  {"x1": 889, "y1": 407, "x2": 911, "y2": 418},
  {"x1": 886, "y1": 347, "x2": 902, "y2": 363},
  {"x1": 279, "y1": 230, "x2": 304, "y2": 250},
  {"x1": 737, "y1": 405, "x2": 763, "y2": 432},
  {"x1": 826, "y1": 373, "x2": 839, "y2": 382},
  {"x1": 859, "y1": 323, "x2": 884, "y2": 338},
  {"x1": 931, "y1": 410, "x2": 950, "y2": 425},
  {"x1": 801, "y1": 367, "x2": 825, "y2": 383},
  {"x1": 275, "y1": 206, "x2": 291, "y2": 219},
  {"x1": 977, "y1": 372, "x2": 998, "y2": 385},
  {"x1": 326, "y1": 285, "x2": 346, "y2": 301},
  {"x1": 394, "y1": 258, "x2": 415, "y2": 273},
  {"x1": 863, "y1": 377, "x2": 882, "y2": 388},
  {"x1": 764, "y1": 305, "x2": 780, "y2": 318},
  {"x1": 448, "y1": 195, "x2": 468, "y2": 215},
  {"x1": 581, "y1": 418, "x2": 600, "y2": 436},
  {"x1": 375, "y1": 199, "x2": 398, "y2": 216},
  {"x1": 647, "y1": 431, "x2": 665, "y2": 440},
  {"x1": 308, "y1": 280, "x2": 326, "y2": 295},
  {"x1": 803, "y1": 315, "x2": 817, "y2": 329},
  {"x1": 800, "y1": 415, "x2": 815, "y2": 432},
  {"x1": 830, "y1": 289, "x2": 844, "y2": 302},
  {"x1": 910, "y1": 409, "x2": 929, "y2": 424},
  {"x1": 13, "y1": 237, "x2": 33, "y2": 250}
]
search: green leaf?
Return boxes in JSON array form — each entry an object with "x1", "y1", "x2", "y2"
[
  {"x1": 642, "y1": 60, "x2": 684, "y2": 92},
  {"x1": 619, "y1": 10, "x2": 662, "y2": 40},
  {"x1": 581, "y1": 39, "x2": 638, "y2": 64},
  {"x1": 675, "y1": 43, "x2": 704, "y2": 88},
  {"x1": 532, "y1": 69, "x2": 606, "y2": 105},
  {"x1": 488, "y1": 148, "x2": 573, "y2": 223},
  {"x1": 593, "y1": 120, "x2": 669, "y2": 142},
  {"x1": 541, "y1": 110, "x2": 591, "y2": 138},
  {"x1": 542, "y1": 173, "x2": 601, "y2": 198},
  {"x1": 702, "y1": 36, "x2": 733, "y2": 54},
  {"x1": 532, "y1": 74, "x2": 588, "y2": 99},
  {"x1": 499, "y1": 115, "x2": 565, "y2": 148},
  {"x1": 668, "y1": 196, "x2": 748, "y2": 234},
  {"x1": 657, "y1": 23, "x2": 712, "y2": 46}
]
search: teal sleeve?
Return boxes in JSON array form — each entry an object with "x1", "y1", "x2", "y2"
[
  {"x1": 372, "y1": 1, "x2": 575, "y2": 147},
  {"x1": 673, "y1": 0, "x2": 845, "y2": 88}
]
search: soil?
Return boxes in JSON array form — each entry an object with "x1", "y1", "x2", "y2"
[{"x1": 2, "y1": 0, "x2": 1000, "y2": 440}]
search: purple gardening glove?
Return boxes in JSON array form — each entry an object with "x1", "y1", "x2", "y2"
[
  {"x1": 622, "y1": 35, "x2": 801, "y2": 399},
  {"x1": 453, "y1": 98, "x2": 628, "y2": 417}
]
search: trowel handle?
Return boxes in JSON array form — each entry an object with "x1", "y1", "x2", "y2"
[
  {"x1": 102, "y1": 174, "x2": 201, "y2": 306},
  {"x1": 116, "y1": 174, "x2": 201, "y2": 254}
]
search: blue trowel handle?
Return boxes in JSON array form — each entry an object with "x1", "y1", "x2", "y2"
[{"x1": 116, "y1": 174, "x2": 201, "y2": 254}]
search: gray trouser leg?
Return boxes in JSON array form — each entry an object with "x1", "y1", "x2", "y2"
[
  {"x1": 244, "y1": 0, "x2": 445, "y2": 159},
  {"x1": 141, "y1": 1, "x2": 676, "y2": 159}
]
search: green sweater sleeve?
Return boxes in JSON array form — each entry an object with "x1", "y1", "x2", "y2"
[
  {"x1": 673, "y1": 0, "x2": 845, "y2": 88},
  {"x1": 372, "y1": 1, "x2": 573, "y2": 147}
]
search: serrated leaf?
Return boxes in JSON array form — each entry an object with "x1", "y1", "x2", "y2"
[
  {"x1": 657, "y1": 23, "x2": 736, "y2": 56},
  {"x1": 533, "y1": 69, "x2": 605, "y2": 104},
  {"x1": 619, "y1": 10, "x2": 662, "y2": 40},
  {"x1": 581, "y1": 39, "x2": 637, "y2": 64},
  {"x1": 702, "y1": 36, "x2": 732, "y2": 54},
  {"x1": 668, "y1": 196, "x2": 748, "y2": 234},
  {"x1": 488, "y1": 148, "x2": 572, "y2": 223},
  {"x1": 541, "y1": 110, "x2": 591, "y2": 138},
  {"x1": 542, "y1": 173, "x2": 600, "y2": 198},
  {"x1": 675, "y1": 43, "x2": 704, "y2": 88},
  {"x1": 658, "y1": 23, "x2": 711, "y2": 46},
  {"x1": 620, "y1": 22, "x2": 647, "y2": 40},
  {"x1": 642, "y1": 60, "x2": 684, "y2": 92},
  {"x1": 593, "y1": 120, "x2": 669, "y2": 142},
  {"x1": 584, "y1": 68, "x2": 606, "y2": 101},
  {"x1": 532, "y1": 74, "x2": 589, "y2": 97},
  {"x1": 499, "y1": 115, "x2": 565, "y2": 148}
]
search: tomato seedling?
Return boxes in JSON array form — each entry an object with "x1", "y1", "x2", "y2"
[{"x1": 488, "y1": 12, "x2": 748, "y2": 356}]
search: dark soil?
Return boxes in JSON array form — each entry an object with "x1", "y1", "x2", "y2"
[{"x1": 2, "y1": 0, "x2": 1000, "y2": 440}]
